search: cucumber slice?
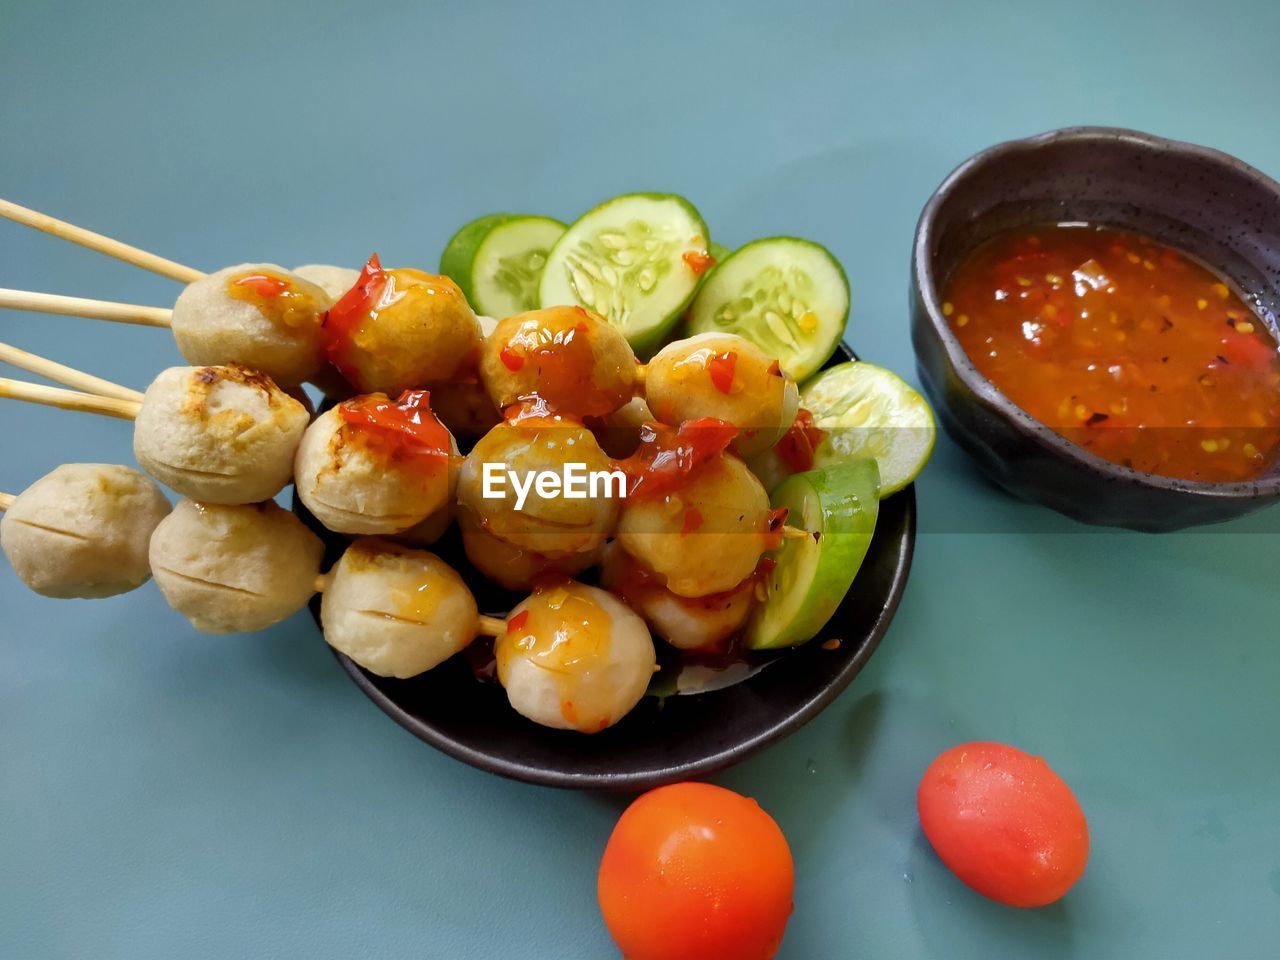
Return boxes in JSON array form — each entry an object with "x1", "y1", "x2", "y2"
[
  {"x1": 687, "y1": 237, "x2": 849, "y2": 382},
  {"x1": 709, "y1": 241, "x2": 733, "y2": 263},
  {"x1": 802, "y1": 361, "x2": 936, "y2": 495},
  {"x1": 538, "y1": 193, "x2": 710, "y2": 353},
  {"x1": 746, "y1": 460, "x2": 880, "y2": 650},
  {"x1": 440, "y1": 214, "x2": 566, "y2": 318}
]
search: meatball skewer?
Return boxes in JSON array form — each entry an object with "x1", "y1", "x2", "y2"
[{"x1": 0, "y1": 363, "x2": 309, "y2": 505}]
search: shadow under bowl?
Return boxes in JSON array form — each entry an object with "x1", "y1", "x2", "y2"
[{"x1": 911, "y1": 126, "x2": 1280, "y2": 531}]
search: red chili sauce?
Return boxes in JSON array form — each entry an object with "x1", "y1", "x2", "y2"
[
  {"x1": 943, "y1": 224, "x2": 1280, "y2": 482},
  {"x1": 338, "y1": 389, "x2": 453, "y2": 469}
]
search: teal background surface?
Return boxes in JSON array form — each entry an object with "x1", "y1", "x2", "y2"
[{"x1": 2, "y1": 1, "x2": 1278, "y2": 956}]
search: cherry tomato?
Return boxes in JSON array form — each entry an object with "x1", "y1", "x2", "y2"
[
  {"x1": 918, "y1": 741, "x2": 1089, "y2": 908},
  {"x1": 598, "y1": 782, "x2": 794, "y2": 960}
]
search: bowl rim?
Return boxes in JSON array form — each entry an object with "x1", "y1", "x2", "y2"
[
  {"x1": 323, "y1": 340, "x2": 918, "y2": 791},
  {"x1": 913, "y1": 124, "x2": 1280, "y2": 499}
]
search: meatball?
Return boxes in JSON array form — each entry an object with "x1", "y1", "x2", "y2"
[
  {"x1": 323, "y1": 256, "x2": 483, "y2": 395},
  {"x1": 593, "y1": 395, "x2": 655, "y2": 459},
  {"x1": 294, "y1": 398, "x2": 457, "y2": 536},
  {"x1": 149, "y1": 500, "x2": 323, "y2": 633},
  {"x1": 171, "y1": 264, "x2": 330, "y2": 388},
  {"x1": 133, "y1": 365, "x2": 309, "y2": 505},
  {"x1": 457, "y1": 507, "x2": 600, "y2": 591},
  {"x1": 456, "y1": 417, "x2": 620, "y2": 558},
  {"x1": 617, "y1": 451, "x2": 770, "y2": 597},
  {"x1": 645, "y1": 333, "x2": 799, "y2": 456},
  {"x1": 392, "y1": 451, "x2": 460, "y2": 548},
  {"x1": 480, "y1": 306, "x2": 637, "y2": 417},
  {"x1": 599, "y1": 542, "x2": 754, "y2": 650},
  {"x1": 495, "y1": 581, "x2": 656, "y2": 733},
  {"x1": 427, "y1": 376, "x2": 500, "y2": 441},
  {"x1": 0, "y1": 464, "x2": 170, "y2": 599},
  {"x1": 320, "y1": 539, "x2": 478, "y2": 678},
  {"x1": 293, "y1": 263, "x2": 360, "y2": 300}
]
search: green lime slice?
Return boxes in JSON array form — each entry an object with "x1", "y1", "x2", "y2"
[{"x1": 440, "y1": 214, "x2": 565, "y2": 317}]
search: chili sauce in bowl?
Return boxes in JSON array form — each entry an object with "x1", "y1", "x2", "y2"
[{"x1": 942, "y1": 224, "x2": 1280, "y2": 483}]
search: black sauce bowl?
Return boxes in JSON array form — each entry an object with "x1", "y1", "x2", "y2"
[
  {"x1": 299, "y1": 344, "x2": 916, "y2": 791},
  {"x1": 911, "y1": 126, "x2": 1280, "y2": 530}
]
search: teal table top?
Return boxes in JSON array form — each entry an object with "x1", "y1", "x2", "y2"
[{"x1": 2, "y1": 1, "x2": 1278, "y2": 956}]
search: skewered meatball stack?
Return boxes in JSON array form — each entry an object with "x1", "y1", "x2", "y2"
[{"x1": 0, "y1": 231, "x2": 830, "y2": 738}]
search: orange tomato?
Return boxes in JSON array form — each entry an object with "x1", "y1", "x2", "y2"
[
  {"x1": 918, "y1": 741, "x2": 1089, "y2": 908},
  {"x1": 598, "y1": 782, "x2": 794, "y2": 960}
]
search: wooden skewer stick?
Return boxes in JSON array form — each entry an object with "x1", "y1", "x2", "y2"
[
  {"x1": 0, "y1": 492, "x2": 14, "y2": 512},
  {"x1": 477, "y1": 615, "x2": 506, "y2": 636},
  {"x1": 0, "y1": 288, "x2": 172, "y2": 328},
  {"x1": 0, "y1": 342, "x2": 144, "y2": 402},
  {"x1": 781, "y1": 525, "x2": 814, "y2": 540},
  {"x1": 0, "y1": 378, "x2": 140, "y2": 420},
  {"x1": 0, "y1": 199, "x2": 205, "y2": 283}
]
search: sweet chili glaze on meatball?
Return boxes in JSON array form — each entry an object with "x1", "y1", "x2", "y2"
[
  {"x1": 644, "y1": 333, "x2": 799, "y2": 456},
  {"x1": 599, "y1": 541, "x2": 757, "y2": 652},
  {"x1": 944, "y1": 224, "x2": 1280, "y2": 482},
  {"x1": 321, "y1": 254, "x2": 483, "y2": 396},
  {"x1": 170, "y1": 264, "x2": 330, "y2": 387},
  {"x1": 615, "y1": 418, "x2": 784, "y2": 598},
  {"x1": 294, "y1": 390, "x2": 458, "y2": 535},
  {"x1": 495, "y1": 579, "x2": 656, "y2": 733},
  {"x1": 225, "y1": 268, "x2": 327, "y2": 332},
  {"x1": 457, "y1": 406, "x2": 619, "y2": 559},
  {"x1": 320, "y1": 538, "x2": 479, "y2": 679},
  {"x1": 480, "y1": 305, "x2": 638, "y2": 419}
]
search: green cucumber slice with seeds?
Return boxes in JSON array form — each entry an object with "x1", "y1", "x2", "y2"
[
  {"x1": 709, "y1": 241, "x2": 733, "y2": 262},
  {"x1": 440, "y1": 214, "x2": 566, "y2": 318},
  {"x1": 801, "y1": 361, "x2": 936, "y2": 495},
  {"x1": 746, "y1": 460, "x2": 880, "y2": 650},
  {"x1": 688, "y1": 237, "x2": 849, "y2": 382},
  {"x1": 538, "y1": 193, "x2": 710, "y2": 354}
]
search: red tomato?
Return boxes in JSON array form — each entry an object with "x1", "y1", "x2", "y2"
[
  {"x1": 598, "y1": 782, "x2": 794, "y2": 960},
  {"x1": 918, "y1": 742, "x2": 1089, "y2": 908}
]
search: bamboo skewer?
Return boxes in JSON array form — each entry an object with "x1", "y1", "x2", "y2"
[
  {"x1": 0, "y1": 342, "x2": 144, "y2": 402},
  {"x1": 0, "y1": 492, "x2": 14, "y2": 512},
  {"x1": 477, "y1": 615, "x2": 507, "y2": 636},
  {"x1": 0, "y1": 378, "x2": 140, "y2": 420},
  {"x1": 0, "y1": 199, "x2": 205, "y2": 283},
  {"x1": 0, "y1": 288, "x2": 172, "y2": 328}
]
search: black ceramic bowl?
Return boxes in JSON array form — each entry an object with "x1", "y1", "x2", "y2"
[
  {"x1": 912, "y1": 126, "x2": 1280, "y2": 530},
  {"x1": 299, "y1": 344, "x2": 915, "y2": 791}
]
